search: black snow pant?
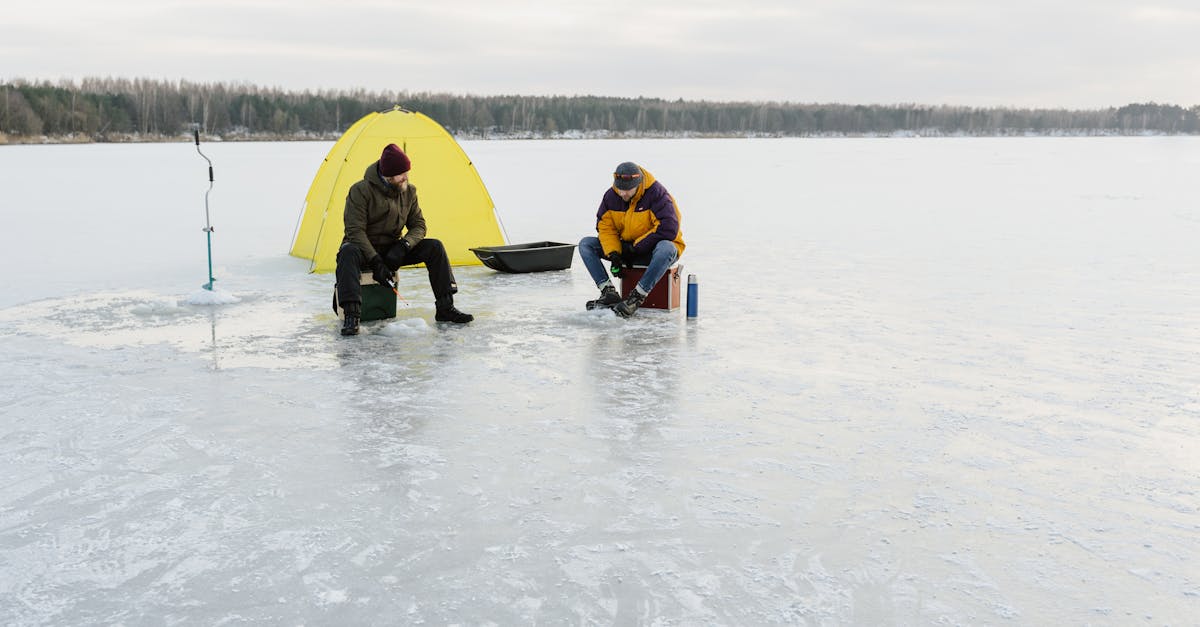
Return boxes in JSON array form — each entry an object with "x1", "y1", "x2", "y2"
[{"x1": 335, "y1": 239, "x2": 458, "y2": 308}]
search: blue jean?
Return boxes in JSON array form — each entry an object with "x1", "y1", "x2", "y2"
[{"x1": 578, "y1": 236, "x2": 679, "y2": 295}]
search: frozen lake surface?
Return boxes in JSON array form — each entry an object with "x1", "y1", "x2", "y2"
[{"x1": 1, "y1": 137, "x2": 1198, "y2": 624}]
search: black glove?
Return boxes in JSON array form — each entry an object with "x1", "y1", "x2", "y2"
[
  {"x1": 621, "y1": 241, "x2": 636, "y2": 258},
  {"x1": 383, "y1": 240, "x2": 411, "y2": 269},
  {"x1": 607, "y1": 252, "x2": 624, "y2": 276},
  {"x1": 369, "y1": 255, "x2": 393, "y2": 286}
]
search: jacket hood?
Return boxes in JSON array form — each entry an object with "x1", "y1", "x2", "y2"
[{"x1": 364, "y1": 160, "x2": 401, "y2": 197}]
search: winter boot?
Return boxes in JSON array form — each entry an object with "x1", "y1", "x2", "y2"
[
  {"x1": 585, "y1": 284, "x2": 622, "y2": 310},
  {"x1": 341, "y1": 302, "x2": 361, "y2": 336},
  {"x1": 614, "y1": 289, "x2": 646, "y2": 318},
  {"x1": 435, "y1": 295, "x2": 474, "y2": 324}
]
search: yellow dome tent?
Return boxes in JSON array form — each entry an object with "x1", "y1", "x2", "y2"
[{"x1": 290, "y1": 107, "x2": 506, "y2": 272}]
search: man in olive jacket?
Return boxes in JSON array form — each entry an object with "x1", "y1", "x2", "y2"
[{"x1": 335, "y1": 143, "x2": 472, "y2": 335}]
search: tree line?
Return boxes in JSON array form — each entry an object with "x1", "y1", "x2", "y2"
[{"x1": 2, "y1": 77, "x2": 1197, "y2": 143}]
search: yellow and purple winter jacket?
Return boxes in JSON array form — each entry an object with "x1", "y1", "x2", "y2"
[{"x1": 595, "y1": 166, "x2": 685, "y2": 258}]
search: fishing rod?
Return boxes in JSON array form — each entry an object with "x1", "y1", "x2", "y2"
[
  {"x1": 378, "y1": 274, "x2": 409, "y2": 305},
  {"x1": 193, "y1": 125, "x2": 216, "y2": 290}
]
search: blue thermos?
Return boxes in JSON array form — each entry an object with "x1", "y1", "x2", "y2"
[{"x1": 686, "y1": 274, "x2": 698, "y2": 318}]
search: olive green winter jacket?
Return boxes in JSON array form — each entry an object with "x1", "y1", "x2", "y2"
[{"x1": 341, "y1": 161, "x2": 427, "y2": 261}]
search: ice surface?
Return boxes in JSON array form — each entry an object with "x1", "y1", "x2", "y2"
[{"x1": 1, "y1": 137, "x2": 1199, "y2": 624}]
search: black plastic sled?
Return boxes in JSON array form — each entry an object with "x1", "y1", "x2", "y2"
[{"x1": 469, "y1": 241, "x2": 577, "y2": 273}]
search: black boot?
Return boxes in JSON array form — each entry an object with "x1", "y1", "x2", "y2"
[
  {"x1": 341, "y1": 303, "x2": 361, "y2": 336},
  {"x1": 435, "y1": 295, "x2": 473, "y2": 324},
  {"x1": 614, "y1": 289, "x2": 646, "y2": 318},
  {"x1": 585, "y1": 284, "x2": 622, "y2": 310}
]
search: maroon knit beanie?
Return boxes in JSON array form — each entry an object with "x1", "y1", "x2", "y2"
[{"x1": 379, "y1": 144, "x2": 411, "y2": 177}]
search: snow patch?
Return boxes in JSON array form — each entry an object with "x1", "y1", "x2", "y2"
[
  {"x1": 130, "y1": 300, "x2": 189, "y2": 316},
  {"x1": 378, "y1": 318, "x2": 430, "y2": 336},
  {"x1": 184, "y1": 288, "x2": 241, "y2": 305}
]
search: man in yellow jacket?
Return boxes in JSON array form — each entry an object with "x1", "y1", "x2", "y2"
[{"x1": 578, "y1": 161, "x2": 685, "y2": 317}]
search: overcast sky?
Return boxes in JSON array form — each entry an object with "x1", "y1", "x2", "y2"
[{"x1": 3, "y1": 0, "x2": 1198, "y2": 108}]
